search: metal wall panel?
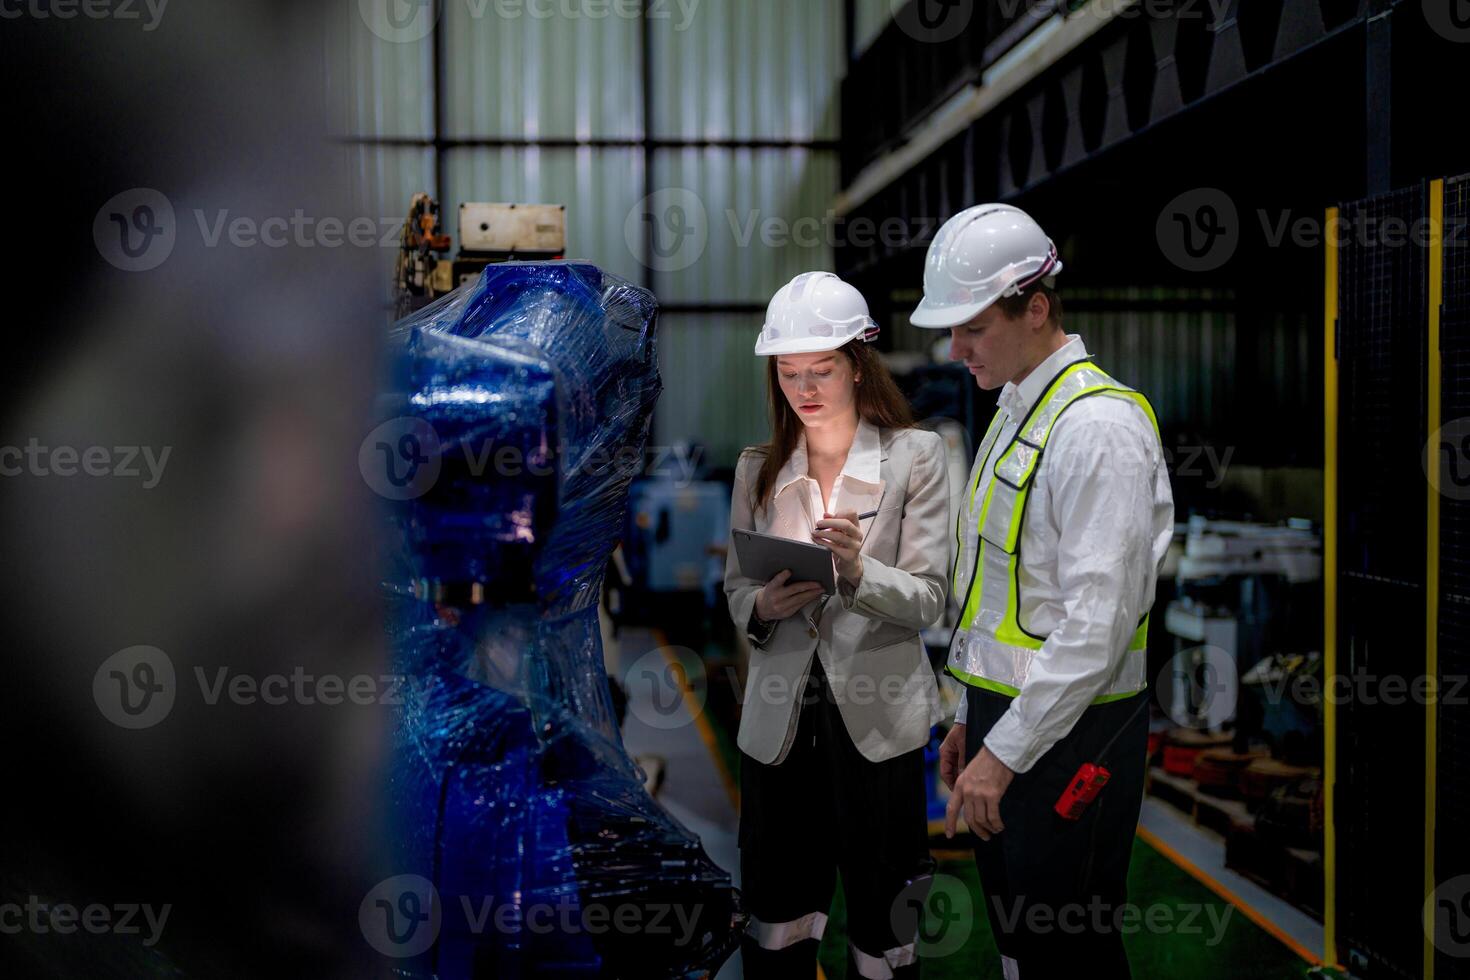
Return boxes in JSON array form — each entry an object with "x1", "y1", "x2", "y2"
[
  {"x1": 443, "y1": 146, "x2": 646, "y2": 283},
  {"x1": 1335, "y1": 183, "x2": 1427, "y2": 979},
  {"x1": 341, "y1": 0, "x2": 849, "y2": 458},
  {"x1": 650, "y1": 148, "x2": 840, "y2": 303},
  {"x1": 443, "y1": 0, "x2": 643, "y2": 138},
  {"x1": 653, "y1": 314, "x2": 769, "y2": 469},
  {"x1": 343, "y1": 144, "x2": 437, "y2": 219},
  {"x1": 649, "y1": 0, "x2": 844, "y2": 140},
  {"x1": 1437, "y1": 173, "x2": 1470, "y2": 980},
  {"x1": 327, "y1": 6, "x2": 434, "y2": 138}
]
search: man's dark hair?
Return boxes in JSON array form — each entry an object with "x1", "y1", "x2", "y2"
[{"x1": 994, "y1": 281, "x2": 1063, "y2": 327}]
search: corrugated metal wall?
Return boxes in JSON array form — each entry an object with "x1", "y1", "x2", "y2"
[
  {"x1": 442, "y1": 4, "x2": 643, "y2": 139},
  {"x1": 338, "y1": 0, "x2": 847, "y2": 469},
  {"x1": 654, "y1": 314, "x2": 770, "y2": 464},
  {"x1": 649, "y1": 149, "x2": 841, "y2": 305},
  {"x1": 648, "y1": 1, "x2": 843, "y2": 464},
  {"x1": 649, "y1": 0, "x2": 842, "y2": 141}
]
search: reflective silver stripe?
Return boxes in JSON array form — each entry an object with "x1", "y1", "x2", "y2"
[
  {"x1": 978, "y1": 516, "x2": 1014, "y2": 625},
  {"x1": 748, "y1": 911, "x2": 828, "y2": 950},
  {"x1": 952, "y1": 412, "x2": 1006, "y2": 600},
  {"x1": 1018, "y1": 364, "x2": 1125, "y2": 451},
  {"x1": 948, "y1": 628, "x2": 1038, "y2": 692},
  {"x1": 948, "y1": 627, "x2": 1147, "y2": 698},
  {"x1": 884, "y1": 941, "x2": 918, "y2": 968},
  {"x1": 848, "y1": 940, "x2": 918, "y2": 978},
  {"x1": 1002, "y1": 953, "x2": 1021, "y2": 980}
]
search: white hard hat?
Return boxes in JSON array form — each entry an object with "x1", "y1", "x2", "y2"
[
  {"x1": 754, "y1": 272, "x2": 880, "y2": 355},
  {"x1": 910, "y1": 204, "x2": 1062, "y2": 329}
]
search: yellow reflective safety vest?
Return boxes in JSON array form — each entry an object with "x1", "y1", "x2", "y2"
[{"x1": 947, "y1": 358, "x2": 1161, "y2": 703}]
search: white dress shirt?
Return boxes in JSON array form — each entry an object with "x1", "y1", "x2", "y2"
[{"x1": 955, "y1": 334, "x2": 1174, "y2": 773}]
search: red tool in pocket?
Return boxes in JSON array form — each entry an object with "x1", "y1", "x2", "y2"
[
  {"x1": 1052, "y1": 695, "x2": 1149, "y2": 821},
  {"x1": 1055, "y1": 763, "x2": 1111, "y2": 820}
]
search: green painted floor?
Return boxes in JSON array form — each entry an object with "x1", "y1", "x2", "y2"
[
  {"x1": 816, "y1": 841, "x2": 1316, "y2": 979},
  {"x1": 664, "y1": 625, "x2": 1323, "y2": 979}
]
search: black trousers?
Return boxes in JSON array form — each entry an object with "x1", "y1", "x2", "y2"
[
  {"x1": 739, "y1": 658, "x2": 934, "y2": 979},
  {"x1": 964, "y1": 685, "x2": 1149, "y2": 979}
]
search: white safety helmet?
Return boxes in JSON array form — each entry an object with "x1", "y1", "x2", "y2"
[
  {"x1": 909, "y1": 204, "x2": 1062, "y2": 329},
  {"x1": 753, "y1": 272, "x2": 880, "y2": 355}
]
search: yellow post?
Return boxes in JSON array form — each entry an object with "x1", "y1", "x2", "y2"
[
  {"x1": 1425, "y1": 177, "x2": 1444, "y2": 980},
  {"x1": 1322, "y1": 205, "x2": 1339, "y2": 969}
]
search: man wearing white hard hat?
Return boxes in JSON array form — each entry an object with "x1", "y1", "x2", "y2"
[
  {"x1": 920, "y1": 206, "x2": 1174, "y2": 978},
  {"x1": 723, "y1": 271, "x2": 951, "y2": 979}
]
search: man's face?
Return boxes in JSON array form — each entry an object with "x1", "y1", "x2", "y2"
[{"x1": 947, "y1": 303, "x2": 1032, "y2": 391}]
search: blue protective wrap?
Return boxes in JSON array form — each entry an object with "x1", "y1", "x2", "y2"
[{"x1": 376, "y1": 262, "x2": 744, "y2": 978}]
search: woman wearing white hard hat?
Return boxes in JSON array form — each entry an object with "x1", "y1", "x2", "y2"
[{"x1": 722, "y1": 271, "x2": 951, "y2": 979}]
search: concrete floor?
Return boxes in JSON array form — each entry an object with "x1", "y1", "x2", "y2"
[{"x1": 607, "y1": 623, "x2": 744, "y2": 979}]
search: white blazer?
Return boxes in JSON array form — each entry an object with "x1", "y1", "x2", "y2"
[{"x1": 723, "y1": 419, "x2": 950, "y2": 765}]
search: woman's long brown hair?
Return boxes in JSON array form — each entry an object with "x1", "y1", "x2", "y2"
[{"x1": 747, "y1": 339, "x2": 915, "y2": 513}]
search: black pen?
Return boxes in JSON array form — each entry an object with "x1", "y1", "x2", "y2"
[
  {"x1": 817, "y1": 509, "x2": 879, "y2": 523},
  {"x1": 812, "y1": 509, "x2": 880, "y2": 540}
]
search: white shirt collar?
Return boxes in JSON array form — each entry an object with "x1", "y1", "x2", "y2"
[
  {"x1": 998, "y1": 333, "x2": 1089, "y2": 420},
  {"x1": 774, "y1": 415, "x2": 883, "y2": 498}
]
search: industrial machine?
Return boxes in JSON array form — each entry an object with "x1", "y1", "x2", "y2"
[
  {"x1": 452, "y1": 202, "x2": 566, "y2": 288},
  {"x1": 393, "y1": 192, "x2": 454, "y2": 318}
]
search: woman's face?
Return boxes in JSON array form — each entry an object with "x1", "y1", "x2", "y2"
[{"x1": 774, "y1": 351, "x2": 861, "y2": 428}]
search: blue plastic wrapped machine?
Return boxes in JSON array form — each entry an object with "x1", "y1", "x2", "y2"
[{"x1": 376, "y1": 262, "x2": 744, "y2": 978}]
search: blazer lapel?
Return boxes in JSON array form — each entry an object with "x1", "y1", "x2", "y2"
[
  {"x1": 772, "y1": 480, "x2": 815, "y2": 541},
  {"x1": 841, "y1": 421, "x2": 888, "y2": 554}
]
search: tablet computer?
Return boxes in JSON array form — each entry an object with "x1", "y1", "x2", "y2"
[{"x1": 731, "y1": 528, "x2": 836, "y2": 594}]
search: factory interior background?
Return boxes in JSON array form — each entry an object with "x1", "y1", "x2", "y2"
[{"x1": 1, "y1": 0, "x2": 1468, "y2": 978}]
